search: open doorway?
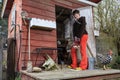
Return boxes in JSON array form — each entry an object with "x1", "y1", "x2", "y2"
[{"x1": 55, "y1": 5, "x2": 72, "y2": 65}]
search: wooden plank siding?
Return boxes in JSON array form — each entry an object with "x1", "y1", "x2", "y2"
[
  {"x1": 22, "y1": 0, "x2": 55, "y2": 21},
  {"x1": 20, "y1": 28, "x2": 57, "y2": 68},
  {"x1": 21, "y1": 0, "x2": 57, "y2": 69},
  {"x1": 53, "y1": 0, "x2": 88, "y2": 9},
  {"x1": 53, "y1": 0, "x2": 73, "y2": 8},
  {"x1": 19, "y1": 0, "x2": 92, "y2": 69},
  {"x1": 21, "y1": 26, "x2": 57, "y2": 49},
  {"x1": 21, "y1": 52, "x2": 57, "y2": 67}
]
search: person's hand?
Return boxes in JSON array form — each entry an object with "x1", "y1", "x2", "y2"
[
  {"x1": 72, "y1": 42, "x2": 79, "y2": 49},
  {"x1": 72, "y1": 42, "x2": 77, "y2": 46}
]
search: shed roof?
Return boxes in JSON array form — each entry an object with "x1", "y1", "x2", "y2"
[
  {"x1": 90, "y1": 0, "x2": 102, "y2": 3},
  {"x1": 1, "y1": 0, "x2": 101, "y2": 18}
]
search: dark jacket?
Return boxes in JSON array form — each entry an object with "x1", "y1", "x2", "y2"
[{"x1": 73, "y1": 16, "x2": 88, "y2": 39}]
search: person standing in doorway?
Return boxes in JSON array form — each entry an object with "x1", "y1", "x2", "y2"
[{"x1": 68, "y1": 10, "x2": 88, "y2": 70}]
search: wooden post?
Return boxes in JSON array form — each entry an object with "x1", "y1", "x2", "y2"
[
  {"x1": 0, "y1": 49, "x2": 3, "y2": 80},
  {"x1": 0, "y1": 39, "x2": 3, "y2": 80}
]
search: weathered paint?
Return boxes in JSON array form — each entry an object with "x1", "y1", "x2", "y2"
[
  {"x1": 6, "y1": 0, "x2": 99, "y2": 70},
  {"x1": 77, "y1": 6, "x2": 96, "y2": 57},
  {"x1": 21, "y1": 69, "x2": 120, "y2": 80}
]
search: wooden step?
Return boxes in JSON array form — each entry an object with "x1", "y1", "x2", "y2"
[{"x1": 21, "y1": 69, "x2": 120, "y2": 80}]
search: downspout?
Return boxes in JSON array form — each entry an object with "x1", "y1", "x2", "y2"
[
  {"x1": 21, "y1": 10, "x2": 32, "y2": 72},
  {"x1": 26, "y1": 19, "x2": 32, "y2": 72},
  {"x1": 15, "y1": 24, "x2": 22, "y2": 71},
  {"x1": 28, "y1": 20, "x2": 31, "y2": 61}
]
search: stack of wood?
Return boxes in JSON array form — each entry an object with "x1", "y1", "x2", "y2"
[{"x1": 42, "y1": 54, "x2": 60, "y2": 71}]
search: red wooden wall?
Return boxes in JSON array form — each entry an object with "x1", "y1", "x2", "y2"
[
  {"x1": 21, "y1": 0, "x2": 57, "y2": 69},
  {"x1": 8, "y1": 0, "x2": 92, "y2": 70}
]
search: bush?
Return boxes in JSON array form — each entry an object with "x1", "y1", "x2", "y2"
[
  {"x1": 112, "y1": 56, "x2": 120, "y2": 69},
  {"x1": 116, "y1": 56, "x2": 120, "y2": 64}
]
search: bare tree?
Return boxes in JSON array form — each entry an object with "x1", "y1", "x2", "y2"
[{"x1": 94, "y1": 0, "x2": 120, "y2": 54}]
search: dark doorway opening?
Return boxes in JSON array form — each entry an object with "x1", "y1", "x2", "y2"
[
  {"x1": 55, "y1": 5, "x2": 72, "y2": 65},
  {"x1": 7, "y1": 38, "x2": 16, "y2": 80}
]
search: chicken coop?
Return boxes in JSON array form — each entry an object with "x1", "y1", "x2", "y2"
[{"x1": 1, "y1": 0, "x2": 103, "y2": 79}]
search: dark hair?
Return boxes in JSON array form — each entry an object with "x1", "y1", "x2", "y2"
[{"x1": 72, "y1": 10, "x2": 79, "y2": 15}]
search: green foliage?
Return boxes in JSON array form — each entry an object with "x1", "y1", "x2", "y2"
[
  {"x1": 94, "y1": 0, "x2": 120, "y2": 41},
  {"x1": 94, "y1": 0, "x2": 120, "y2": 54},
  {"x1": 9, "y1": 74, "x2": 21, "y2": 80},
  {"x1": 0, "y1": 1, "x2": 8, "y2": 38},
  {"x1": 0, "y1": 2, "x2": 2, "y2": 10},
  {"x1": 15, "y1": 75, "x2": 21, "y2": 80},
  {"x1": 94, "y1": 0, "x2": 120, "y2": 68},
  {"x1": 116, "y1": 56, "x2": 120, "y2": 64},
  {"x1": 0, "y1": 19, "x2": 8, "y2": 33},
  {"x1": 112, "y1": 56, "x2": 120, "y2": 69},
  {"x1": 0, "y1": 19, "x2": 8, "y2": 41}
]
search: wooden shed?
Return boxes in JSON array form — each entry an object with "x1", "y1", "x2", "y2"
[{"x1": 1, "y1": 0, "x2": 101, "y2": 76}]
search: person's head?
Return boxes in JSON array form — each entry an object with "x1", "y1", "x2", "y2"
[
  {"x1": 108, "y1": 50, "x2": 113, "y2": 55},
  {"x1": 72, "y1": 10, "x2": 80, "y2": 20}
]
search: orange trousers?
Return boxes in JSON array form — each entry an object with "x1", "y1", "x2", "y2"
[{"x1": 70, "y1": 34, "x2": 88, "y2": 70}]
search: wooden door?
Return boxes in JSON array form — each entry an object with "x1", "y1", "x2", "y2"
[{"x1": 77, "y1": 6, "x2": 96, "y2": 58}]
